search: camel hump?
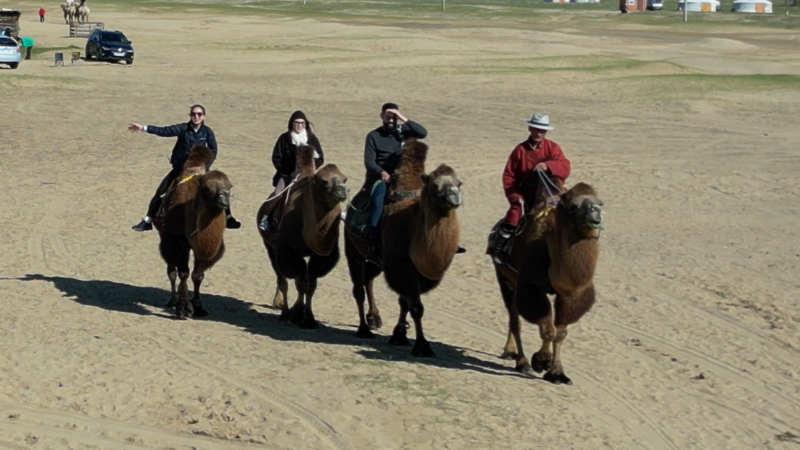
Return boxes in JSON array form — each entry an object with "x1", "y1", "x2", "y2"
[
  {"x1": 402, "y1": 138, "x2": 428, "y2": 166},
  {"x1": 184, "y1": 145, "x2": 214, "y2": 170},
  {"x1": 295, "y1": 145, "x2": 316, "y2": 178}
]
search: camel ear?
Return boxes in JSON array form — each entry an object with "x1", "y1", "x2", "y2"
[{"x1": 420, "y1": 174, "x2": 430, "y2": 184}]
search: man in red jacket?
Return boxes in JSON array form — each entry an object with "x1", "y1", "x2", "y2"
[
  {"x1": 492, "y1": 113, "x2": 571, "y2": 264},
  {"x1": 39, "y1": 7, "x2": 46, "y2": 22}
]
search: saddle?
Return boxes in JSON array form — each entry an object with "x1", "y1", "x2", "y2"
[
  {"x1": 485, "y1": 195, "x2": 561, "y2": 262},
  {"x1": 343, "y1": 181, "x2": 420, "y2": 245},
  {"x1": 259, "y1": 177, "x2": 310, "y2": 241},
  {"x1": 155, "y1": 167, "x2": 206, "y2": 220}
]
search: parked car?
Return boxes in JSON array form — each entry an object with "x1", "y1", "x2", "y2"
[
  {"x1": 647, "y1": 0, "x2": 664, "y2": 9},
  {"x1": 0, "y1": 35, "x2": 20, "y2": 69},
  {"x1": 85, "y1": 29, "x2": 134, "y2": 65}
]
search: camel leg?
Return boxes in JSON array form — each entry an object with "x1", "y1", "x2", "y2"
[
  {"x1": 496, "y1": 274, "x2": 518, "y2": 360},
  {"x1": 388, "y1": 296, "x2": 411, "y2": 346},
  {"x1": 176, "y1": 270, "x2": 192, "y2": 319},
  {"x1": 265, "y1": 246, "x2": 287, "y2": 309},
  {"x1": 166, "y1": 267, "x2": 178, "y2": 308},
  {"x1": 407, "y1": 296, "x2": 434, "y2": 358},
  {"x1": 365, "y1": 271, "x2": 383, "y2": 330},
  {"x1": 544, "y1": 286, "x2": 596, "y2": 385},
  {"x1": 290, "y1": 277, "x2": 308, "y2": 326},
  {"x1": 189, "y1": 242, "x2": 225, "y2": 318},
  {"x1": 345, "y1": 235, "x2": 375, "y2": 338},
  {"x1": 298, "y1": 275, "x2": 318, "y2": 329}
]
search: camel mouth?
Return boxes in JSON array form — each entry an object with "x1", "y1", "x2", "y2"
[
  {"x1": 217, "y1": 191, "x2": 231, "y2": 209},
  {"x1": 586, "y1": 205, "x2": 603, "y2": 229},
  {"x1": 444, "y1": 186, "x2": 462, "y2": 208},
  {"x1": 332, "y1": 185, "x2": 348, "y2": 202}
]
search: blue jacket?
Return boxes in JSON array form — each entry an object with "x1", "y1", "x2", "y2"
[{"x1": 146, "y1": 122, "x2": 218, "y2": 170}]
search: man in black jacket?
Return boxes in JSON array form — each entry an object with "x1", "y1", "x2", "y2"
[
  {"x1": 128, "y1": 104, "x2": 241, "y2": 232},
  {"x1": 361, "y1": 102, "x2": 427, "y2": 264}
]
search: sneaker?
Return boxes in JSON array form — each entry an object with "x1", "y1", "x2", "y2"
[
  {"x1": 132, "y1": 219, "x2": 153, "y2": 232},
  {"x1": 226, "y1": 216, "x2": 242, "y2": 230}
]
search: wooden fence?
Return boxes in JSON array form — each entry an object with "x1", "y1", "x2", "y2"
[{"x1": 69, "y1": 21, "x2": 103, "y2": 38}]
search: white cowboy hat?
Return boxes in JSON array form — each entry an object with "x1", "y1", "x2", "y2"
[{"x1": 525, "y1": 113, "x2": 554, "y2": 131}]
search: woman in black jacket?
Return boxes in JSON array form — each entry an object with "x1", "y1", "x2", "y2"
[{"x1": 270, "y1": 110, "x2": 324, "y2": 195}]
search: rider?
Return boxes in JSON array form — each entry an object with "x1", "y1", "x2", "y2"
[
  {"x1": 128, "y1": 104, "x2": 241, "y2": 232},
  {"x1": 491, "y1": 113, "x2": 571, "y2": 265},
  {"x1": 362, "y1": 102, "x2": 427, "y2": 264}
]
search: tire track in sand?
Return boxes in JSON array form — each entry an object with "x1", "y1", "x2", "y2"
[
  {"x1": 0, "y1": 398, "x2": 264, "y2": 450},
  {"x1": 26, "y1": 198, "x2": 81, "y2": 277},
  {"x1": 123, "y1": 329, "x2": 357, "y2": 450}
]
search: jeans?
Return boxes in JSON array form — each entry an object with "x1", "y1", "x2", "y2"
[{"x1": 368, "y1": 181, "x2": 387, "y2": 228}]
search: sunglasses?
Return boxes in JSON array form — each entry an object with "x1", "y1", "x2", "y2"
[
  {"x1": 190, "y1": 112, "x2": 204, "y2": 117},
  {"x1": 293, "y1": 121, "x2": 306, "y2": 125}
]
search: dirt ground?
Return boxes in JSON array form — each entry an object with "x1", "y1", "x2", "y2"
[{"x1": 2, "y1": 4, "x2": 800, "y2": 449}]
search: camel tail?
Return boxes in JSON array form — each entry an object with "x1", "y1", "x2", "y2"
[
  {"x1": 184, "y1": 145, "x2": 214, "y2": 170},
  {"x1": 296, "y1": 145, "x2": 316, "y2": 178}
]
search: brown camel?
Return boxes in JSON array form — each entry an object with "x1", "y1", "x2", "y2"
[
  {"x1": 491, "y1": 181, "x2": 603, "y2": 385},
  {"x1": 77, "y1": 4, "x2": 89, "y2": 23},
  {"x1": 256, "y1": 145, "x2": 348, "y2": 328},
  {"x1": 342, "y1": 138, "x2": 432, "y2": 339},
  {"x1": 154, "y1": 145, "x2": 232, "y2": 319},
  {"x1": 352, "y1": 139, "x2": 462, "y2": 356},
  {"x1": 60, "y1": 4, "x2": 76, "y2": 24}
]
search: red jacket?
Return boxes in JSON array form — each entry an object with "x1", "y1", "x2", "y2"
[
  {"x1": 502, "y1": 138, "x2": 571, "y2": 205},
  {"x1": 39, "y1": 8, "x2": 45, "y2": 14}
]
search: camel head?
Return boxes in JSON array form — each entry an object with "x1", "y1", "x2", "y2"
[
  {"x1": 198, "y1": 171, "x2": 232, "y2": 211},
  {"x1": 184, "y1": 145, "x2": 214, "y2": 171},
  {"x1": 312, "y1": 164, "x2": 348, "y2": 205},
  {"x1": 557, "y1": 182, "x2": 603, "y2": 237},
  {"x1": 421, "y1": 164, "x2": 463, "y2": 211}
]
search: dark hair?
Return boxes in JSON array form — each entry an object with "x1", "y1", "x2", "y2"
[
  {"x1": 190, "y1": 104, "x2": 206, "y2": 114},
  {"x1": 381, "y1": 102, "x2": 398, "y2": 113},
  {"x1": 287, "y1": 110, "x2": 314, "y2": 133}
]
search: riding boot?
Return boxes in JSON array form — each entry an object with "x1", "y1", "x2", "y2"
[{"x1": 492, "y1": 223, "x2": 516, "y2": 265}]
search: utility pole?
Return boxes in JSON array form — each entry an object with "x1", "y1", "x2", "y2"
[{"x1": 683, "y1": 0, "x2": 688, "y2": 21}]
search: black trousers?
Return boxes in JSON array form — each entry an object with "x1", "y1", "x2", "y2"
[{"x1": 146, "y1": 169, "x2": 235, "y2": 219}]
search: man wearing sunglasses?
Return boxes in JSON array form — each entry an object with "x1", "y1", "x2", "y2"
[{"x1": 128, "y1": 104, "x2": 242, "y2": 232}]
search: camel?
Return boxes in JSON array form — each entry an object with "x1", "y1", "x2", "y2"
[
  {"x1": 491, "y1": 181, "x2": 603, "y2": 385},
  {"x1": 154, "y1": 144, "x2": 232, "y2": 319},
  {"x1": 256, "y1": 145, "x2": 348, "y2": 328},
  {"x1": 60, "y1": 4, "x2": 76, "y2": 24},
  {"x1": 77, "y1": 4, "x2": 89, "y2": 23},
  {"x1": 345, "y1": 139, "x2": 462, "y2": 356}
]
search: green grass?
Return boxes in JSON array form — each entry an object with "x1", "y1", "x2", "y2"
[
  {"x1": 8, "y1": 0, "x2": 799, "y2": 29},
  {"x1": 606, "y1": 73, "x2": 800, "y2": 99},
  {"x1": 30, "y1": 44, "x2": 81, "y2": 59}
]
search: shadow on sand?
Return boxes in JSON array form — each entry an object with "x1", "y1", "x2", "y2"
[{"x1": 15, "y1": 274, "x2": 523, "y2": 378}]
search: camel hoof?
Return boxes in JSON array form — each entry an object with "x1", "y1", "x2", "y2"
[
  {"x1": 192, "y1": 305, "x2": 210, "y2": 318},
  {"x1": 544, "y1": 371, "x2": 573, "y2": 385},
  {"x1": 299, "y1": 319, "x2": 319, "y2": 329},
  {"x1": 388, "y1": 334, "x2": 411, "y2": 347},
  {"x1": 356, "y1": 324, "x2": 375, "y2": 339},
  {"x1": 367, "y1": 313, "x2": 383, "y2": 330},
  {"x1": 175, "y1": 304, "x2": 191, "y2": 320},
  {"x1": 499, "y1": 351, "x2": 518, "y2": 360},
  {"x1": 531, "y1": 352, "x2": 552, "y2": 373},
  {"x1": 411, "y1": 341, "x2": 436, "y2": 358},
  {"x1": 516, "y1": 363, "x2": 535, "y2": 378}
]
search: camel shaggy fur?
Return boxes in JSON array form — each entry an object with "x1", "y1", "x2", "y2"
[
  {"x1": 257, "y1": 145, "x2": 348, "y2": 328},
  {"x1": 493, "y1": 182, "x2": 603, "y2": 385},
  {"x1": 154, "y1": 145, "x2": 232, "y2": 319},
  {"x1": 376, "y1": 140, "x2": 463, "y2": 356}
]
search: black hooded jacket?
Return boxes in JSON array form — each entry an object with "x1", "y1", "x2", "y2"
[
  {"x1": 146, "y1": 121, "x2": 218, "y2": 170},
  {"x1": 271, "y1": 110, "x2": 324, "y2": 186}
]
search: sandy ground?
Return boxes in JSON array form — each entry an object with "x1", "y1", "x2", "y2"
[{"x1": 2, "y1": 4, "x2": 800, "y2": 449}]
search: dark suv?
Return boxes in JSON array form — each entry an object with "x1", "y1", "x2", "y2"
[{"x1": 86, "y1": 29, "x2": 134, "y2": 65}]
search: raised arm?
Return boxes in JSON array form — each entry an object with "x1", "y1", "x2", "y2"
[{"x1": 402, "y1": 120, "x2": 428, "y2": 139}]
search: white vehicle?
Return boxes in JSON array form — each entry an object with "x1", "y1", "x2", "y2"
[{"x1": 0, "y1": 35, "x2": 21, "y2": 69}]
